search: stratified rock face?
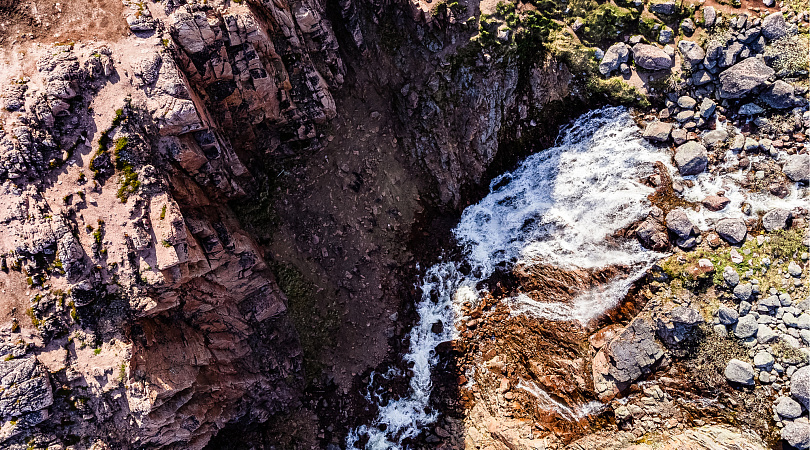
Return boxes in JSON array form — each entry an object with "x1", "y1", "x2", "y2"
[
  {"x1": 165, "y1": 2, "x2": 342, "y2": 143},
  {"x1": 0, "y1": 0, "x2": 582, "y2": 446}
]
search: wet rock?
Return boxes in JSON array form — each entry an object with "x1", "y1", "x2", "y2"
[
  {"x1": 636, "y1": 210, "x2": 670, "y2": 251},
  {"x1": 716, "y1": 218, "x2": 747, "y2": 244},
  {"x1": 762, "y1": 12, "x2": 789, "y2": 41},
  {"x1": 671, "y1": 128, "x2": 687, "y2": 145},
  {"x1": 665, "y1": 209, "x2": 694, "y2": 239},
  {"x1": 718, "y1": 306, "x2": 739, "y2": 325},
  {"x1": 642, "y1": 121, "x2": 672, "y2": 142},
  {"x1": 776, "y1": 396, "x2": 803, "y2": 419},
  {"x1": 762, "y1": 208, "x2": 792, "y2": 232},
  {"x1": 656, "y1": 306, "x2": 703, "y2": 347},
  {"x1": 783, "y1": 154, "x2": 810, "y2": 182},
  {"x1": 744, "y1": 138, "x2": 760, "y2": 152},
  {"x1": 723, "y1": 266, "x2": 740, "y2": 287},
  {"x1": 599, "y1": 43, "x2": 630, "y2": 75},
  {"x1": 702, "y1": 195, "x2": 730, "y2": 211},
  {"x1": 719, "y1": 58, "x2": 775, "y2": 99},
  {"x1": 781, "y1": 422, "x2": 810, "y2": 449},
  {"x1": 678, "y1": 40, "x2": 704, "y2": 68},
  {"x1": 702, "y1": 130, "x2": 727, "y2": 148},
  {"x1": 734, "y1": 314, "x2": 759, "y2": 338},
  {"x1": 724, "y1": 358, "x2": 755, "y2": 385},
  {"x1": 632, "y1": 44, "x2": 673, "y2": 71},
  {"x1": 676, "y1": 110, "x2": 695, "y2": 122},
  {"x1": 674, "y1": 141, "x2": 708, "y2": 175},
  {"x1": 761, "y1": 80, "x2": 798, "y2": 109}
]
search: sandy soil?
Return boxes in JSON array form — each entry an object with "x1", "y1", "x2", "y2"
[{"x1": 0, "y1": 0, "x2": 128, "y2": 55}]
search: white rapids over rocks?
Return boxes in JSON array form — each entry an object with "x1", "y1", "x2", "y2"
[{"x1": 347, "y1": 106, "x2": 680, "y2": 448}]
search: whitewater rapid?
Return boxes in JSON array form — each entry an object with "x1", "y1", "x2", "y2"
[{"x1": 347, "y1": 107, "x2": 677, "y2": 448}]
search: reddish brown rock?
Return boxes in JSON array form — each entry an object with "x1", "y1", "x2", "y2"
[{"x1": 702, "y1": 195, "x2": 731, "y2": 211}]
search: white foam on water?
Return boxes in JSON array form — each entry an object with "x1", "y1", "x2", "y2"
[
  {"x1": 680, "y1": 170, "x2": 808, "y2": 231},
  {"x1": 517, "y1": 379, "x2": 606, "y2": 421},
  {"x1": 507, "y1": 263, "x2": 656, "y2": 323},
  {"x1": 454, "y1": 107, "x2": 668, "y2": 272},
  {"x1": 348, "y1": 107, "x2": 669, "y2": 448}
]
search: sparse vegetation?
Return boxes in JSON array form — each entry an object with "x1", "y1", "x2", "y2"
[{"x1": 764, "y1": 35, "x2": 810, "y2": 78}]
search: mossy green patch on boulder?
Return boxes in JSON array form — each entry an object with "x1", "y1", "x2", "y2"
[{"x1": 581, "y1": 3, "x2": 639, "y2": 44}]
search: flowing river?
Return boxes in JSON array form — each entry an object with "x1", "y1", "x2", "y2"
[{"x1": 347, "y1": 106, "x2": 806, "y2": 449}]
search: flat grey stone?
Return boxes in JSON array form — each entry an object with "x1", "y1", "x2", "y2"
[
  {"x1": 784, "y1": 154, "x2": 810, "y2": 183},
  {"x1": 724, "y1": 358, "x2": 755, "y2": 385},
  {"x1": 674, "y1": 141, "x2": 708, "y2": 176},
  {"x1": 734, "y1": 314, "x2": 758, "y2": 338},
  {"x1": 718, "y1": 306, "x2": 739, "y2": 325},
  {"x1": 719, "y1": 58, "x2": 775, "y2": 99},
  {"x1": 716, "y1": 218, "x2": 747, "y2": 245}
]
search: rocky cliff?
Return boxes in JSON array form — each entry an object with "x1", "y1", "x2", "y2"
[
  {"x1": 0, "y1": 0, "x2": 807, "y2": 448},
  {"x1": 0, "y1": 0, "x2": 579, "y2": 448}
]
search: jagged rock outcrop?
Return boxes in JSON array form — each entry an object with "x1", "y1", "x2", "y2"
[{"x1": 592, "y1": 317, "x2": 665, "y2": 401}]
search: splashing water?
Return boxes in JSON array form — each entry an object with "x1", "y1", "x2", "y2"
[
  {"x1": 348, "y1": 107, "x2": 670, "y2": 449},
  {"x1": 516, "y1": 379, "x2": 606, "y2": 421}
]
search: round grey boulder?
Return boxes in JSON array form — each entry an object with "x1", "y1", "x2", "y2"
[
  {"x1": 753, "y1": 350, "x2": 774, "y2": 370},
  {"x1": 784, "y1": 154, "x2": 810, "y2": 183},
  {"x1": 719, "y1": 58, "x2": 775, "y2": 99},
  {"x1": 715, "y1": 218, "x2": 746, "y2": 245},
  {"x1": 776, "y1": 396, "x2": 803, "y2": 419},
  {"x1": 762, "y1": 11, "x2": 788, "y2": 41},
  {"x1": 724, "y1": 358, "x2": 755, "y2": 385},
  {"x1": 665, "y1": 209, "x2": 694, "y2": 239},
  {"x1": 762, "y1": 208, "x2": 792, "y2": 232},
  {"x1": 632, "y1": 43, "x2": 673, "y2": 71},
  {"x1": 782, "y1": 422, "x2": 810, "y2": 450},
  {"x1": 733, "y1": 283, "x2": 753, "y2": 301},
  {"x1": 761, "y1": 80, "x2": 798, "y2": 109},
  {"x1": 791, "y1": 365, "x2": 810, "y2": 410},
  {"x1": 723, "y1": 266, "x2": 740, "y2": 287},
  {"x1": 733, "y1": 314, "x2": 758, "y2": 338},
  {"x1": 674, "y1": 141, "x2": 708, "y2": 176},
  {"x1": 718, "y1": 306, "x2": 739, "y2": 325}
]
